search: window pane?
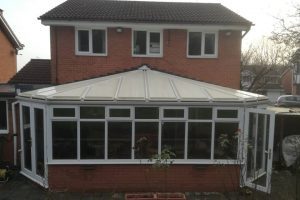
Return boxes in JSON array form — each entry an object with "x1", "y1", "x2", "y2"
[
  {"x1": 34, "y1": 108, "x2": 44, "y2": 177},
  {"x1": 80, "y1": 122, "x2": 105, "y2": 159},
  {"x1": 0, "y1": 101, "x2": 7, "y2": 130},
  {"x1": 164, "y1": 109, "x2": 184, "y2": 118},
  {"x1": 80, "y1": 107, "x2": 105, "y2": 119},
  {"x1": 149, "y1": 32, "x2": 160, "y2": 54},
  {"x1": 189, "y1": 107, "x2": 212, "y2": 119},
  {"x1": 92, "y1": 30, "x2": 105, "y2": 54},
  {"x1": 78, "y1": 30, "x2": 89, "y2": 52},
  {"x1": 108, "y1": 122, "x2": 132, "y2": 159},
  {"x1": 22, "y1": 106, "x2": 31, "y2": 170},
  {"x1": 188, "y1": 32, "x2": 202, "y2": 56},
  {"x1": 135, "y1": 107, "x2": 159, "y2": 119},
  {"x1": 52, "y1": 121, "x2": 77, "y2": 159},
  {"x1": 109, "y1": 108, "x2": 130, "y2": 118},
  {"x1": 161, "y1": 122, "x2": 185, "y2": 159},
  {"x1": 133, "y1": 31, "x2": 146, "y2": 55},
  {"x1": 204, "y1": 33, "x2": 215, "y2": 54},
  {"x1": 217, "y1": 110, "x2": 238, "y2": 118},
  {"x1": 135, "y1": 122, "x2": 158, "y2": 159},
  {"x1": 53, "y1": 108, "x2": 75, "y2": 117},
  {"x1": 188, "y1": 122, "x2": 211, "y2": 159},
  {"x1": 214, "y1": 122, "x2": 239, "y2": 159}
]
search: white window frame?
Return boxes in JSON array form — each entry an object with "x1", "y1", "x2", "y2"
[
  {"x1": 187, "y1": 30, "x2": 218, "y2": 58},
  {"x1": 132, "y1": 29, "x2": 163, "y2": 57},
  {"x1": 0, "y1": 100, "x2": 9, "y2": 134},
  {"x1": 75, "y1": 27, "x2": 107, "y2": 56}
]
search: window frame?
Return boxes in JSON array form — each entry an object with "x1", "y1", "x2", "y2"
[
  {"x1": 75, "y1": 27, "x2": 107, "y2": 56},
  {"x1": 132, "y1": 29, "x2": 163, "y2": 57},
  {"x1": 0, "y1": 100, "x2": 9, "y2": 134},
  {"x1": 187, "y1": 30, "x2": 218, "y2": 58}
]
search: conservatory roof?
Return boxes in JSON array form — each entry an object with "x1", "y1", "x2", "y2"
[{"x1": 18, "y1": 66, "x2": 268, "y2": 103}]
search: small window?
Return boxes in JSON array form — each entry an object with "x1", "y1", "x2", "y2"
[
  {"x1": 0, "y1": 101, "x2": 8, "y2": 131},
  {"x1": 76, "y1": 28, "x2": 106, "y2": 55},
  {"x1": 80, "y1": 107, "x2": 105, "y2": 119},
  {"x1": 133, "y1": 30, "x2": 162, "y2": 56},
  {"x1": 135, "y1": 107, "x2": 159, "y2": 119},
  {"x1": 163, "y1": 109, "x2": 184, "y2": 118},
  {"x1": 188, "y1": 32, "x2": 217, "y2": 57},
  {"x1": 217, "y1": 109, "x2": 238, "y2": 118},
  {"x1": 109, "y1": 108, "x2": 131, "y2": 118},
  {"x1": 189, "y1": 108, "x2": 212, "y2": 120},
  {"x1": 53, "y1": 108, "x2": 75, "y2": 118}
]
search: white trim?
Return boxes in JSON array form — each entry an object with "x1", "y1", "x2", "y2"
[
  {"x1": 187, "y1": 31, "x2": 218, "y2": 58},
  {"x1": 42, "y1": 20, "x2": 250, "y2": 31},
  {"x1": 75, "y1": 27, "x2": 107, "y2": 56},
  {"x1": 132, "y1": 29, "x2": 163, "y2": 57},
  {"x1": 0, "y1": 100, "x2": 9, "y2": 134}
]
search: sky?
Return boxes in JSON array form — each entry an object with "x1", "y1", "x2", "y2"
[{"x1": 1, "y1": 0, "x2": 298, "y2": 70}]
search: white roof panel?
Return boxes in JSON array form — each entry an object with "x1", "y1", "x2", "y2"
[{"x1": 18, "y1": 65, "x2": 268, "y2": 103}]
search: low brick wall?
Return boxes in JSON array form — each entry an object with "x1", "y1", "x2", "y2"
[{"x1": 48, "y1": 164, "x2": 240, "y2": 192}]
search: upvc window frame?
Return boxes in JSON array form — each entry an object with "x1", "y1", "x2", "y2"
[
  {"x1": 132, "y1": 29, "x2": 163, "y2": 57},
  {"x1": 187, "y1": 30, "x2": 218, "y2": 58},
  {"x1": 75, "y1": 27, "x2": 107, "y2": 56},
  {"x1": 0, "y1": 100, "x2": 9, "y2": 134}
]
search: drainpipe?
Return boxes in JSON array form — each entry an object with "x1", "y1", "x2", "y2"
[{"x1": 12, "y1": 101, "x2": 19, "y2": 166}]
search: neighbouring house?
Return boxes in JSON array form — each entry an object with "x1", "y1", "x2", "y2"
[
  {"x1": 241, "y1": 65, "x2": 287, "y2": 102},
  {"x1": 0, "y1": 9, "x2": 23, "y2": 83},
  {"x1": 10, "y1": 0, "x2": 277, "y2": 194}
]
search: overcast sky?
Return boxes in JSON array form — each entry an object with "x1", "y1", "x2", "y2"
[{"x1": 1, "y1": 0, "x2": 298, "y2": 70}]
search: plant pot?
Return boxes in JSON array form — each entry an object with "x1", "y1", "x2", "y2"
[
  {"x1": 125, "y1": 193, "x2": 155, "y2": 200},
  {"x1": 125, "y1": 193, "x2": 186, "y2": 200},
  {"x1": 157, "y1": 193, "x2": 186, "y2": 200}
]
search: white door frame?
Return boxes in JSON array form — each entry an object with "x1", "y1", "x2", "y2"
[{"x1": 243, "y1": 108, "x2": 275, "y2": 193}]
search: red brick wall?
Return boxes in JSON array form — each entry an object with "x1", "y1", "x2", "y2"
[
  {"x1": 0, "y1": 31, "x2": 17, "y2": 83},
  {"x1": 50, "y1": 27, "x2": 242, "y2": 89},
  {"x1": 48, "y1": 164, "x2": 240, "y2": 192}
]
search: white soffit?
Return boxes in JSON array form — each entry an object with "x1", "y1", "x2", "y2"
[{"x1": 18, "y1": 66, "x2": 268, "y2": 103}]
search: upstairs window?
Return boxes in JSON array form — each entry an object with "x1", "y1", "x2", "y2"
[
  {"x1": 76, "y1": 28, "x2": 106, "y2": 56},
  {"x1": 0, "y1": 100, "x2": 8, "y2": 133},
  {"x1": 133, "y1": 30, "x2": 162, "y2": 57},
  {"x1": 188, "y1": 31, "x2": 217, "y2": 58}
]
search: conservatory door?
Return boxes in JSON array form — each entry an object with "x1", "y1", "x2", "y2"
[
  {"x1": 244, "y1": 108, "x2": 275, "y2": 193},
  {"x1": 20, "y1": 104, "x2": 47, "y2": 187}
]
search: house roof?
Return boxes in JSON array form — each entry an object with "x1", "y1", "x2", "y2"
[
  {"x1": 9, "y1": 59, "x2": 51, "y2": 84},
  {"x1": 0, "y1": 9, "x2": 23, "y2": 50},
  {"x1": 39, "y1": 0, "x2": 252, "y2": 27},
  {"x1": 18, "y1": 65, "x2": 267, "y2": 104}
]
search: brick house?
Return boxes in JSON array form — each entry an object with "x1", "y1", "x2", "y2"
[
  {"x1": 0, "y1": 9, "x2": 23, "y2": 83},
  {"x1": 12, "y1": 0, "x2": 277, "y2": 194}
]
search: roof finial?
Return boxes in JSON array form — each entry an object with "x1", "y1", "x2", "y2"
[{"x1": 139, "y1": 65, "x2": 150, "y2": 71}]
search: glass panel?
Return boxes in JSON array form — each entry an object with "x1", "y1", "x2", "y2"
[
  {"x1": 214, "y1": 122, "x2": 239, "y2": 159},
  {"x1": 22, "y1": 106, "x2": 32, "y2": 170},
  {"x1": 135, "y1": 107, "x2": 159, "y2": 119},
  {"x1": 188, "y1": 32, "x2": 202, "y2": 56},
  {"x1": 163, "y1": 109, "x2": 184, "y2": 118},
  {"x1": 204, "y1": 33, "x2": 215, "y2": 54},
  {"x1": 80, "y1": 122, "x2": 105, "y2": 159},
  {"x1": 188, "y1": 122, "x2": 212, "y2": 159},
  {"x1": 109, "y1": 108, "x2": 131, "y2": 118},
  {"x1": 188, "y1": 107, "x2": 212, "y2": 120},
  {"x1": 52, "y1": 121, "x2": 77, "y2": 159},
  {"x1": 53, "y1": 108, "x2": 75, "y2": 117},
  {"x1": 34, "y1": 108, "x2": 44, "y2": 177},
  {"x1": 134, "y1": 122, "x2": 158, "y2": 159},
  {"x1": 108, "y1": 122, "x2": 132, "y2": 159},
  {"x1": 217, "y1": 110, "x2": 238, "y2": 118},
  {"x1": 256, "y1": 114, "x2": 265, "y2": 171},
  {"x1": 134, "y1": 31, "x2": 147, "y2": 55},
  {"x1": 149, "y1": 32, "x2": 160, "y2": 54},
  {"x1": 78, "y1": 30, "x2": 89, "y2": 52},
  {"x1": 0, "y1": 101, "x2": 7, "y2": 130},
  {"x1": 161, "y1": 122, "x2": 185, "y2": 159},
  {"x1": 92, "y1": 30, "x2": 106, "y2": 54},
  {"x1": 247, "y1": 113, "x2": 256, "y2": 180},
  {"x1": 80, "y1": 107, "x2": 105, "y2": 119}
]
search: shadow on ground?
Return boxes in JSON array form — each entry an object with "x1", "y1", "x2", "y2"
[{"x1": 0, "y1": 170, "x2": 299, "y2": 200}]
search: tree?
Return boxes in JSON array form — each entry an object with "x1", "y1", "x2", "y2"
[{"x1": 241, "y1": 38, "x2": 291, "y2": 92}]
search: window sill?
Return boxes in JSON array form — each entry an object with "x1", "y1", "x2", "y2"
[
  {"x1": 0, "y1": 130, "x2": 9, "y2": 134},
  {"x1": 132, "y1": 54, "x2": 163, "y2": 58},
  {"x1": 187, "y1": 55, "x2": 217, "y2": 59},
  {"x1": 75, "y1": 52, "x2": 107, "y2": 57}
]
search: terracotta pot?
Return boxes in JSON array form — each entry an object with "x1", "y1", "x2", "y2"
[{"x1": 125, "y1": 193, "x2": 186, "y2": 200}]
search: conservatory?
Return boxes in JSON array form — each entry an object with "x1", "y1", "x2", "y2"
[{"x1": 16, "y1": 66, "x2": 275, "y2": 193}]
